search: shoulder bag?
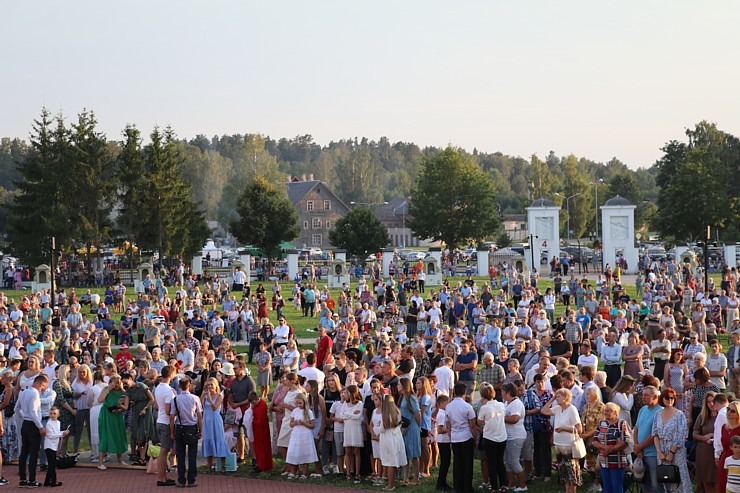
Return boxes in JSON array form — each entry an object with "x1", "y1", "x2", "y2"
[
  {"x1": 656, "y1": 463, "x2": 680, "y2": 483},
  {"x1": 173, "y1": 397, "x2": 200, "y2": 446},
  {"x1": 571, "y1": 426, "x2": 587, "y2": 459}
]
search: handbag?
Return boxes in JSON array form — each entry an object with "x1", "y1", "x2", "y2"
[
  {"x1": 173, "y1": 397, "x2": 200, "y2": 446},
  {"x1": 656, "y1": 463, "x2": 680, "y2": 483},
  {"x1": 572, "y1": 427, "x2": 587, "y2": 459}
]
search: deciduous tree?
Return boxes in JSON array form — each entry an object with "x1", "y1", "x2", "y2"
[{"x1": 328, "y1": 206, "x2": 390, "y2": 259}]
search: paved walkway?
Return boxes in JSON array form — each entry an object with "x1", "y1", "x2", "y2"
[{"x1": 8, "y1": 464, "x2": 370, "y2": 493}]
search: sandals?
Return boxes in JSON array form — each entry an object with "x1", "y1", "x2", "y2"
[
  {"x1": 286, "y1": 474, "x2": 296, "y2": 480},
  {"x1": 309, "y1": 473, "x2": 322, "y2": 479},
  {"x1": 298, "y1": 475, "x2": 308, "y2": 480}
]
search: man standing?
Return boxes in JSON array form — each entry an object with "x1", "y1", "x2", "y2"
[
  {"x1": 170, "y1": 377, "x2": 203, "y2": 488},
  {"x1": 155, "y1": 366, "x2": 176, "y2": 487},
  {"x1": 230, "y1": 361, "x2": 256, "y2": 463},
  {"x1": 455, "y1": 340, "x2": 478, "y2": 397},
  {"x1": 232, "y1": 266, "x2": 246, "y2": 292},
  {"x1": 298, "y1": 353, "x2": 325, "y2": 392},
  {"x1": 633, "y1": 386, "x2": 663, "y2": 493},
  {"x1": 651, "y1": 329, "x2": 671, "y2": 381},
  {"x1": 446, "y1": 382, "x2": 476, "y2": 493},
  {"x1": 18, "y1": 374, "x2": 49, "y2": 488},
  {"x1": 600, "y1": 331, "x2": 623, "y2": 388}
]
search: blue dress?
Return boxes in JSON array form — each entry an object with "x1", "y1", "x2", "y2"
[
  {"x1": 400, "y1": 396, "x2": 421, "y2": 459},
  {"x1": 201, "y1": 396, "x2": 231, "y2": 458}
]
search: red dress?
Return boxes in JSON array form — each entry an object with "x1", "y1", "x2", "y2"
[
  {"x1": 718, "y1": 424, "x2": 740, "y2": 492},
  {"x1": 251, "y1": 398, "x2": 273, "y2": 472}
]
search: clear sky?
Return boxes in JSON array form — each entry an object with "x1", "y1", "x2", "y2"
[{"x1": 2, "y1": 1, "x2": 739, "y2": 168}]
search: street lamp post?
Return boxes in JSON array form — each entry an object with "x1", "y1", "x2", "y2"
[
  {"x1": 590, "y1": 179, "x2": 604, "y2": 270},
  {"x1": 528, "y1": 234, "x2": 538, "y2": 273},
  {"x1": 555, "y1": 192, "x2": 582, "y2": 242}
]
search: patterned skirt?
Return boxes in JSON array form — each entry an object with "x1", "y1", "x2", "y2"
[{"x1": 556, "y1": 447, "x2": 582, "y2": 486}]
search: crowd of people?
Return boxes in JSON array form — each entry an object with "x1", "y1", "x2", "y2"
[{"x1": 0, "y1": 258, "x2": 737, "y2": 493}]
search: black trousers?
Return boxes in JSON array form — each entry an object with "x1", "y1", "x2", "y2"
[
  {"x1": 437, "y1": 442, "x2": 452, "y2": 489},
  {"x1": 604, "y1": 364, "x2": 622, "y2": 388},
  {"x1": 19, "y1": 420, "x2": 42, "y2": 482},
  {"x1": 44, "y1": 449, "x2": 57, "y2": 485},
  {"x1": 533, "y1": 431, "x2": 552, "y2": 477},
  {"x1": 175, "y1": 428, "x2": 199, "y2": 486},
  {"x1": 451, "y1": 438, "x2": 474, "y2": 493},
  {"x1": 654, "y1": 359, "x2": 667, "y2": 381},
  {"x1": 482, "y1": 438, "x2": 506, "y2": 490}
]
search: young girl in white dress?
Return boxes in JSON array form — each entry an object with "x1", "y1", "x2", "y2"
[
  {"x1": 338, "y1": 385, "x2": 364, "y2": 483},
  {"x1": 370, "y1": 394, "x2": 384, "y2": 485},
  {"x1": 285, "y1": 393, "x2": 317, "y2": 480},
  {"x1": 379, "y1": 394, "x2": 407, "y2": 491}
]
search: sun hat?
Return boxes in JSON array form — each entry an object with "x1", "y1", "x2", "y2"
[{"x1": 220, "y1": 362, "x2": 235, "y2": 376}]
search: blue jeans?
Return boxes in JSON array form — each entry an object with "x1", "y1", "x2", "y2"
[
  {"x1": 641, "y1": 456, "x2": 664, "y2": 493},
  {"x1": 600, "y1": 467, "x2": 625, "y2": 493}
]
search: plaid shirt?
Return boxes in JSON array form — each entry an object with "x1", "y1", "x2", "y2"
[
  {"x1": 522, "y1": 388, "x2": 551, "y2": 432},
  {"x1": 477, "y1": 363, "x2": 505, "y2": 387},
  {"x1": 594, "y1": 419, "x2": 631, "y2": 468}
]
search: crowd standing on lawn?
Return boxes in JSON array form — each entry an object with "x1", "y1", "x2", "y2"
[{"x1": 0, "y1": 256, "x2": 737, "y2": 492}]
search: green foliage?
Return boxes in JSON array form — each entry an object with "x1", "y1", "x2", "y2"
[
  {"x1": 229, "y1": 177, "x2": 300, "y2": 264},
  {"x1": 408, "y1": 147, "x2": 500, "y2": 249},
  {"x1": 654, "y1": 121, "x2": 740, "y2": 241},
  {"x1": 495, "y1": 231, "x2": 513, "y2": 248},
  {"x1": 328, "y1": 206, "x2": 390, "y2": 258},
  {"x1": 557, "y1": 155, "x2": 593, "y2": 240}
]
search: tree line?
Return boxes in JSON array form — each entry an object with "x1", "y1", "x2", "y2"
[{"x1": 1, "y1": 110, "x2": 738, "y2": 267}]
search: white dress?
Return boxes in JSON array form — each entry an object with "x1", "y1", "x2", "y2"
[
  {"x1": 379, "y1": 420, "x2": 407, "y2": 468},
  {"x1": 371, "y1": 410, "x2": 383, "y2": 458},
  {"x1": 89, "y1": 383, "x2": 106, "y2": 446},
  {"x1": 276, "y1": 389, "x2": 302, "y2": 448},
  {"x1": 286, "y1": 408, "x2": 318, "y2": 465},
  {"x1": 341, "y1": 401, "x2": 364, "y2": 447}
]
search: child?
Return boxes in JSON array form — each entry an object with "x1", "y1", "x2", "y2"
[
  {"x1": 329, "y1": 388, "x2": 347, "y2": 475},
  {"x1": 44, "y1": 407, "x2": 70, "y2": 487},
  {"x1": 285, "y1": 393, "x2": 317, "y2": 480},
  {"x1": 338, "y1": 385, "x2": 364, "y2": 483},
  {"x1": 273, "y1": 345, "x2": 285, "y2": 380},
  {"x1": 379, "y1": 393, "x2": 407, "y2": 491},
  {"x1": 726, "y1": 435, "x2": 740, "y2": 493},
  {"x1": 370, "y1": 394, "x2": 384, "y2": 485},
  {"x1": 434, "y1": 395, "x2": 451, "y2": 492}
]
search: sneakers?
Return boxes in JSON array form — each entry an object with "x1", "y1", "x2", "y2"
[
  {"x1": 0, "y1": 478, "x2": 7, "y2": 486},
  {"x1": 512, "y1": 487, "x2": 528, "y2": 492},
  {"x1": 322, "y1": 465, "x2": 330, "y2": 475},
  {"x1": 26, "y1": 481, "x2": 43, "y2": 488},
  {"x1": 19, "y1": 480, "x2": 28, "y2": 488},
  {"x1": 332, "y1": 464, "x2": 340, "y2": 474}
]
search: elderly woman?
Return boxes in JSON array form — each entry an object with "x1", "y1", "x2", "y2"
[
  {"x1": 652, "y1": 388, "x2": 692, "y2": 493},
  {"x1": 580, "y1": 385, "x2": 605, "y2": 490},
  {"x1": 592, "y1": 402, "x2": 632, "y2": 493},
  {"x1": 693, "y1": 391, "x2": 718, "y2": 493},
  {"x1": 541, "y1": 388, "x2": 582, "y2": 493}
]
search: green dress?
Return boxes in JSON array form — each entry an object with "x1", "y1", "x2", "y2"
[{"x1": 99, "y1": 390, "x2": 128, "y2": 454}]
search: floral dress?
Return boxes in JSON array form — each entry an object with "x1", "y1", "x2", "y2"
[
  {"x1": 581, "y1": 401, "x2": 605, "y2": 472},
  {"x1": 27, "y1": 308, "x2": 40, "y2": 335},
  {"x1": 651, "y1": 409, "x2": 692, "y2": 493},
  {"x1": 53, "y1": 379, "x2": 76, "y2": 433}
]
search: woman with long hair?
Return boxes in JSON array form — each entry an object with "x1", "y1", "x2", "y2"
[
  {"x1": 379, "y1": 394, "x2": 407, "y2": 491},
  {"x1": 339, "y1": 385, "x2": 365, "y2": 482},
  {"x1": 477, "y1": 383, "x2": 506, "y2": 492},
  {"x1": 305, "y1": 380, "x2": 326, "y2": 478},
  {"x1": 692, "y1": 391, "x2": 718, "y2": 493},
  {"x1": 276, "y1": 373, "x2": 304, "y2": 469},
  {"x1": 415, "y1": 377, "x2": 434, "y2": 477},
  {"x1": 688, "y1": 367, "x2": 719, "y2": 426},
  {"x1": 53, "y1": 364, "x2": 76, "y2": 455},
  {"x1": 201, "y1": 378, "x2": 231, "y2": 473},
  {"x1": 321, "y1": 373, "x2": 342, "y2": 473},
  {"x1": 397, "y1": 377, "x2": 421, "y2": 486},
  {"x1": 88, "y1": 370, "x2": 107, "y2": 462},
  {"x1": 71, "y1": 364, "x2": 93, "y2": 455}
]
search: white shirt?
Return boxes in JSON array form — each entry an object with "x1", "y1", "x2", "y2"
[
  {"x1": 478, "y1": 400, "x2": 507, "y2": 442},
  {"x1": 155, "y1": 381, "x2": 175, "y2": 425},
  {"x1": 233, "y1": 270, "x2": 246, "y2": 284},
  {"x1": 445, "y1": 397, "x2": 475, "y2": 443},
  {"x1": 43, "y1": 362, "x2": 58, "y2": 384},
  {"x1": 274, "y1": 324, "x2": 290, "y2": 344},
  {"x1": 505, "y1": 398, "x2": 527, "y2": 440},
  {"x1": 577, "y1": 354, "x2": 599, "y2": 368},
  {"x1": 433, "y1": 366, "x2": 455, "y2": 396},
  {"x1": 436, "y1": 409, "x2": 450, "y2": 443},
  {"x1": 44, "y1": 418, "x2": 66, "y2": 451},
  {"x1": 298, "y1": 366, "x2": 325, "y2": 392},
  {"x1": 715, "y1": 405, "x2": 728, "y2": 458},
  {"x1": 707, "y1": 353, "x2": 728, "y2": 389},
  {"x1": 428, "y1": 308, "x2": 442, "y2": 325},
  {"x1": 553, "y1": 404, "x2": 581, "y2": 447},
  {"x1": 177, "y1": 348, "x2": 195, "y2": 371}
]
